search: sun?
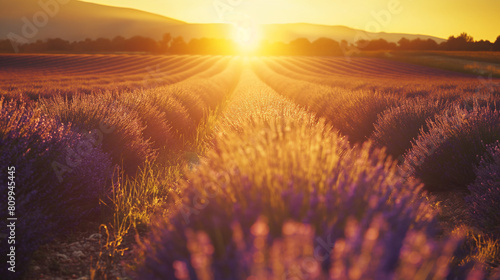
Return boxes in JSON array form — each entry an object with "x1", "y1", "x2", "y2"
[{"x1": 233, "y1": 25, "x2": 261, "y2": 54}]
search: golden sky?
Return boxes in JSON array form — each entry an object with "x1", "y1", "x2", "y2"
[{"x1": 81, "y1": 0, "x2": 500, "y2": 41}]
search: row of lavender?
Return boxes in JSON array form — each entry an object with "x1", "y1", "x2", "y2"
[
  {"x1": 0, "y1": 55, "x2": 231, "y2": 99},
  {"x1": 253, "y1": 61, "x2": 500, "y2": 277},
  {"x1": 0, "y1": 58, "x2": 241, "y2": 277},
  {"x1": 130, "y1": 70, "x2": 493, "y2": 279}
]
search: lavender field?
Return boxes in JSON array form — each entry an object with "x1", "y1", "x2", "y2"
[{"x1": 1, "y1": 53, "x2": 500, "y2": 279}]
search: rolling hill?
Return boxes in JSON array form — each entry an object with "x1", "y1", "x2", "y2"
[
  {"x1": 260, "y1": 23, "x2": 445, "y2": 44},
  {"x1": 0, "y1": 0, "x2": 185, "y2": 41},
  {"x1": 0, "y1": 0, "x2": 445, "y2": 44}
]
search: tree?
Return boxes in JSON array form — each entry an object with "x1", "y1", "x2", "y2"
[
  {"x1": 0, "y1": 39, "x2": 16, "y2": 53},
  {"x1": 169, "y1": 36, "x2": 188, "y2": 54},
  {"x1": 125, "y1": 36, "x2": 158, "y2": 52},
  {"x1": 458, "y1": 32, "x2": 474, "y2": 43},
  {"x1": 444, "y1": 32, "x2": 474, "y2": 50},
  {"x1": 289, "y1": 38, "x2": 311, "y2": 55},
  {"x1": 472, "y1": 40, "x2": 492, "y2": 51},
  {"x1": 94, "y1": 38, "x2": 112, "y2": 52},
  {"x1": 356, "y1": 39, "x2": 396, "y2": 51},
  {"x1": 493, "y1": 36, "x2": 500, "y2": 51},
  {"x1": 111, "y1": 36, "x2": 126, "y2": 52},
  {"x1": 398, "y1": 38, "x2": 410, "y2": 50},
  {"x1": 356, "y1": 39, "x2": 370, "y2": 49},
  {"x1": 46, "y1": 38, "x2": 71, "y2": 51},
  {"x1": 423, "y1": 39, "x2": 439, "y2": 50},
  {"x1": 311, "y1": 38, "x2": 341, "y2": 55},
  {"x1": 159, "y1": 33, "x2": 171, "y2": 53}
]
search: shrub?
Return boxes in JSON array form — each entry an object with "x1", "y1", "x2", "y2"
[
  {"x1": 146, "y1": 90, "x2": 196, "y2": 140},
  {"x1": 134, "y1": 216, "x2": 476, "y2": 280},
  {"x1": 402, "y1": 105, "x2": 500, "y2": 192},
  {"x1": 119, "y1": 91, "x2": 180, "y2": 152},
  {"x1": 180, "y1": 80, "x2": 226, "y2": 109},
  {"x1": 39, "y1": 93, "x2": 155, "y2": 174},
  {"x1": 329, "y1": 216, "x2": 466, "y2": 280},
  {"x1": 321, "y1": 91, "x2": 398, "y2": 143},
  {"x1": 0, "y1": 100, "x2": 112, "y2": 277},
  {"x1": 167, "y1": 86, "x2": 207, "y2": 127},
  {"x1": 371, "y1": 99, "x2": 446, "y2": 159},
  {"x1": 466, "y1": 142, "x2": 500, "y2": 238}
]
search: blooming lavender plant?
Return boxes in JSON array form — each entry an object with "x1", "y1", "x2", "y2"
[
  {"x1": 132, "y1": 103, "x2": 450, "y2": 279},
  {"x1": 371, "y1": 98, "x2": 447, "y2": 159},
  {"x1": 466, "y1": 142, "x2": 500, "y2": 238},
  {"x1": 0, "y1": 99, "x2": 112, "y2": 277},
  {"x1": 403, "y1": 105, "x2": 500, "y2": 192},
  {"x1": 39, "y1": 93, "x2": 155, "y2": 175},
  {"x1": 118, "y1": 91, "x2": 180, "y2": 151}
]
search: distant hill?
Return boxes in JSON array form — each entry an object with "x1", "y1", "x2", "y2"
[
  {"x1": 260, "y1": 23, "x2": 445, "y2": 44},
  {"x1": 163, "y1": 23, "x2": 445, "y2": 44},
  {"x1": 0, "y1": 0, "x2": 185, "y2": 41},
  {"x1": 0, "y1": 0, "x2": 445, "y2": 44}
]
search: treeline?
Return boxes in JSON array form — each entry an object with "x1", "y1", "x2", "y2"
[
  {"x1": 260, "y1": 33, "x2": 500, "y2": 55},
  {"x1": 0, "y1": 34, "x2": 239, "y2": 55},
  {"x1": 1, "y1": 32, "x2": 499, "y2": 55},
  {"x1": 358, "y1": 33, "x2": 500, "y2": 52}
]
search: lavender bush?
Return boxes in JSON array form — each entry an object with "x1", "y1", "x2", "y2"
[
  {"x1": 466, "y1": 142, "x2": 500, "y2": 238},
  {"x1": 39, "y1": 93, "x2": 155, "y2": 175},
  {"x1": 402, "y1": 105, "x2": 500, "y2": 192},
  {"x1": 180, "y1": 80, "x2": 227, "y2": 110},
  {"x1": 131, "y1": 105, "x2": 463, "y2": 279},
  {"x1": 168, "y1": 86, "x2": 207, "y2": 127},
  {"x1": 119, "y1": 91, "x2": 180, "y2": 151},
  {"x1": 371, "y1": 99, "x2": 446, "y2": 159},
  {"x1": 146, "y1": 91, "x2": 197, "y2": 141},
  {"x1": 134, "y1": 214, "x2": 477, "y2": 280},
  {"x1": 320, "y1": 91, "x2": 398, "y2": 143},
  {"x1": 0, "y1": 99, "x2": 112, "y2": 277},
  {"x1": 328, "y1": 216, "x2": 466, "y2": 280}
]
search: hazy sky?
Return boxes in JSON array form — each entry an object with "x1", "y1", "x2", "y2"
[{"x1": 80, "y1": 0, "x2": 500, "y2": 41}]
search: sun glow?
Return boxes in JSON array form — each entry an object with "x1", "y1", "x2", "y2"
[{"x1": 233, "y1": 25, "x2": 261, "y2": 54}]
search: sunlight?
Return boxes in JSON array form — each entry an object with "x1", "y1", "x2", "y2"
[{"x1": 233, "y1": 25, "x2": 261, "y2": 54}]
